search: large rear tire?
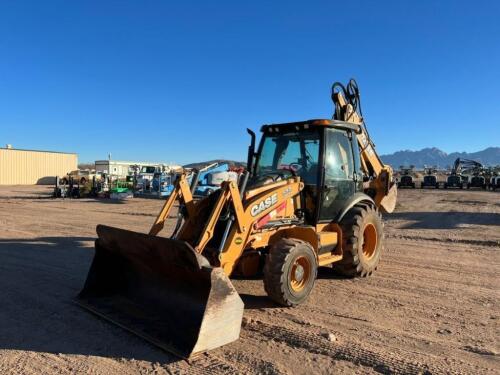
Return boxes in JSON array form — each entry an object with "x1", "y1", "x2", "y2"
[
  {"x1": 332, "y1": 205, "x2": 384, "y2": 277},
  {"x1": 263, "y1": 238, "x2": 317, "y2": 307}
]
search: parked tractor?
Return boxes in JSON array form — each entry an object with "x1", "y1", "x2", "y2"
[
  {"x1": 421, "y1": 167, "x2": 439, "y2": 189},
  {"x1": 467, "y1": 174, "x2": 486, "y2": 189},
  {"x1": 397, "y1": 166, "x2": 416, "y2": 188},
  {"x1": 490, "y1": 174, "x2": 500, "y2": 191}
]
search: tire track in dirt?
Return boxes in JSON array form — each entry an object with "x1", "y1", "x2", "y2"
[
  {"x1": 242, "y1": 319, "x2": 442, "y2": 374},
  {"x1": 164, "y1": 353, "x2": 284, "y2": 375},
  {"x1": 386, "y1": 234, "x2": 500, "y2": 248},
  {"x1": 248, "y1": 317, "x2": 500, "y2": 374}
]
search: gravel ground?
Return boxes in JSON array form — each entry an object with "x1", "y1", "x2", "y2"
[{"x1": 0, "y1": 185, "x2": 498, "y2": 374}]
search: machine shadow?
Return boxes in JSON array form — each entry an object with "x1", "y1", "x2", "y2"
[
  {"x1": 239, "y1": 268, "x2": 346, "y2": 310},
  {"x1": 82, "y1": 198, "x2": 127, "y2": 204},
  {"x1": 316, "y1": 267, "x2": 347, "y2": 280},
  {"x1": 385, "y1": 211, "x2": 500, "y2": 230},
  {"x1": 0, "y1": 237, "x2": 178, "y2": 364},
  {"x1": 239, "y1": 293, "x2": 281, "y2": 309}
]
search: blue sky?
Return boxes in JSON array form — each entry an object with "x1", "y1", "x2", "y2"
[{"x1": 0, "y1": 1, "x2": 499, "y2": 164}]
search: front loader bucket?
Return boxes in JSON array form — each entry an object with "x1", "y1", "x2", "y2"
[{"x1": 76, "y1": 225, "x2": 243, "y2": 358}]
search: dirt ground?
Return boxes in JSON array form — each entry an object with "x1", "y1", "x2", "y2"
[{"x1": 0, "y1": 185, "x2": 498, "y2": 374}]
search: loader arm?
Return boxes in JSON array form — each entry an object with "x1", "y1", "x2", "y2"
[
  {"x1": 149, "y1": 173, "x2": 196, "y2": 236},
  {"x1": 332, "y1": 82, "x2": 397, "y2": 213},
  {"x1": 150, "y1": 173, "x2": 304, "y2": 276}
]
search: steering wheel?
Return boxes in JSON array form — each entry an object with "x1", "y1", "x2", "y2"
[
  {"x1": 288, "y1": 163, "x2": 302, "y2": 174},
  {"x1": 277, "y1": 169, "x2": 295, "y2": 179}
]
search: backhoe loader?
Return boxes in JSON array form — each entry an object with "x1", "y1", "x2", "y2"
[{"x1": 77, "y1": 79, "x2": 397, "y2": 358}]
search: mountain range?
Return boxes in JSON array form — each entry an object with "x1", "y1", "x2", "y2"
[
  {"x1": 182, "y1": 148, "x2": 500, "y2": 171},
  {"x1": 380, "y1": 147, "x2": 500, "y2": 169}
]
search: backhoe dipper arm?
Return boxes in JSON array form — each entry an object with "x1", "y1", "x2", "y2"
[
  {"x1": 332, "y1": 80, "x2": 397, "y2": 213},
  {"x1": 452, "y1": 158, "x2": 483, "y2": 175}
]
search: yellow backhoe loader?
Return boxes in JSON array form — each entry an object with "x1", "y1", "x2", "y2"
[{"x1": 77, "y1": 79, "x2": 397, "y2": 358}]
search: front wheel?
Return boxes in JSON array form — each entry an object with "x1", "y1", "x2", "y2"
[
  {"x1": 263, "y1": 238, "x2": 317, "y2": 307},
  {"x1": 332, "y1": 205, "x2": 384, "y2": 277}
]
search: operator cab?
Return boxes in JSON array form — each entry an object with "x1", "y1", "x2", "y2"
[{"x1": 250, "y1": 119, "x2": 363, "y2": 224}]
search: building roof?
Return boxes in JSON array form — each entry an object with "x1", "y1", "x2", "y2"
[
  {"x1": 0, "y1": 147, "x2": 76, "y2": 155},
  {"x1": 94, "y1": 160, "x2": 170, "y2": 165}
]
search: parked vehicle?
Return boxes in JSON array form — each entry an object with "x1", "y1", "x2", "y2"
[
  {"x1": 397, "y1": 166, "x2": 416, "y2": 188},
  {"x1": 135, "y1": 166, "x2": 163, "y2": 191},
  {"x1": 467, "y1": 174, "x2": 486, "y2": 189},
  {"x1": 62, "y1": 169, "x2": 96, "y2": 185},
  {"x1": 490, "y1": 175, "x2": 500, "y2": 191},
  {"x1": 194, "y1": 163, "x2": 239, "y2": 196},
  {"x1": 421, "y1": 167, "x2": 439, "y2": 189}
]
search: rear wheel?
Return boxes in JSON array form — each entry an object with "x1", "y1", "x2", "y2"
[
  {"x1": 332, "y1": 205, "x2": 384, "y2": 277},
  {"x1": 263, "y1": 238, "x2": 317, "y2": 307}
]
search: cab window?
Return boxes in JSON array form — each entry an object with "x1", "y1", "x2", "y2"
[
  {"x1": 324, "y1": 129, "x2": 354, "y2": 181},
  {"x1": 256, "y1": 129, "x2": 320, "y2": 185}
]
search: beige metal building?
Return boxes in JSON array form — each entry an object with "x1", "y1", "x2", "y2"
[{"x1": 0, "y1": 147, "x2": 77, "y2": 185}]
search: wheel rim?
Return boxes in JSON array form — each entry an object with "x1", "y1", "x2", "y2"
[
  {"x1": 362, "y1": 223, "x2": 378, "y2": 260},
  {"x1": 290, "y1": 256, "x2": 311, "y2": 292}
]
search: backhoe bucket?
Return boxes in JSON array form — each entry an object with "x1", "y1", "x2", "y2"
[
  {"x1": 77, "y1": 225, "x2": 243, "y2": 358},
  {"x1": 380, "y1": 183, "x2": 398, "y2": 214}
]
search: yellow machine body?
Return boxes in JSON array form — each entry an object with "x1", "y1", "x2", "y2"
[{"x1": 77, "y1": 79, "x2": 397, "y2": 358}]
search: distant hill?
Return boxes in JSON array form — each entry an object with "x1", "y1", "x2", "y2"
[
  {"x1": 381, "y1": 147, "x2": 500, "y2": 169},
  {"x1": 185, "y1": 149, "x2": 500, "y2": 171},
  {"x1": 183, "y1": 159, "x2": 246, "y2": 169}
]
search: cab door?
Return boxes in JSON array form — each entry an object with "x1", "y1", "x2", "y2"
[{"x1": 319, "y1": 128, "x2": 357, "y2": 221}]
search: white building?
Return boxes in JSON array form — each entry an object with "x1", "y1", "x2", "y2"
[{"x1": 95, "y1": 160, "x2": 181, "y2": 178}]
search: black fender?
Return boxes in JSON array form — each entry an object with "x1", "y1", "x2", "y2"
[{"x1": 334, "y1": 192, "x2": 375, "y2": 223}]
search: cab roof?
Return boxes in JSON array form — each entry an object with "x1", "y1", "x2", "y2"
[{"x1": 261, "y1": 119, "x2": 361, "y2": 133}]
